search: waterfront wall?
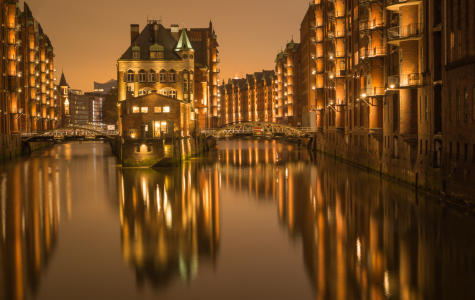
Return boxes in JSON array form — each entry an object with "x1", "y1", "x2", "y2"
[
  {"x1": 112, "y1": 135, "x2": 215, "y2": 168},
  {"x1": 310, "y1": 131, "x2": 475, "y2": 207},
  {"x1": 0, "y1": 134, "x2": 54, "y2": 163}
]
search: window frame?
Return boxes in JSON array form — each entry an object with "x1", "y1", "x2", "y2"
[
  {"x1": 163, "y1": 106, "x2": 170, "y2": 113},
  {"x1": 148, "y1": 70, "x2": 155, "y2": 82},
  {"x1": 159, "y1": 70, "x2": 167, "y2": 83},
  {"x1": 154, "y1": 107, "x2": 162, "y2": 113},
  {"x1": 168, "y1": 70, "x2": 176, "y2": 83},
  {"x1": 127, "y1": 70, "x2": 134, "y2": 82},
  {"x1": 141, "y1": 107, "x2": 148, "y2": 113},
  {"x1": 132, "y1": 106, "x2": 140, "y2": 113},
  {"x1": 138, "y1": 70, "x2": 146, "y2": 83}
]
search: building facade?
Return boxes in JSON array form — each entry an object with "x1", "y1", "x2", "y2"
[
  {"x1": 0, "y1": 0, "x2": 57, "y2": 136},
  {"x1": 117, "y1": 20, "x2": 219, "y2": 130}
]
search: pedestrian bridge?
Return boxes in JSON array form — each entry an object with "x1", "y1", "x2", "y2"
[
  {"x1": 202, "y1": 122, "x2": 314, "y2": 139},
  {"x1": 21, "y1": 126, "x2": 119, "y2": 142}
]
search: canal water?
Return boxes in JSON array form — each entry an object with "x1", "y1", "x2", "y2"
[{"x1": 0, "y1": 141, "x2": 474, "y2": 300}]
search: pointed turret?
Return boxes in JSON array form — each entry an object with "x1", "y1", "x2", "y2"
[
  {"x1": 175, "y1": 24, "x2": 194, "y2": 51},
  {"x1": 59, "y1": 71, "x2": 69, "y2": 87}
]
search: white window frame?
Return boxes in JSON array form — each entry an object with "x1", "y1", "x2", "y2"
[
  {"x1": 159, "y1": 70, "x2": 167, "y2": 83},
  {"x1": 148, "y1": 70, "x2": 155, "y2": 82}
]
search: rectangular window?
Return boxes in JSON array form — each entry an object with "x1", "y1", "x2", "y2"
[
  {"x1": 420, "y1": 139, "x2": 423, "y2": 154},
  {"x1": 133, "y1": 52, "x2": 140, "y2": 59},
  {"x1": 464, "y1": 88, "x2": 468, "y2": 121},
  {"x1": 154, "y1": 107, "x2": 162, "y2": 113},
  {"x1": 425, "y1": 140, "x2": 428, "y2": 155},
  {"x1": 141, "y1": 107, "x2": 148, "y2": 113},
  {"x1": 449, "y1": 90, "x2": 453, "y2": 122},
  {"x1": 449, "y1": 142, "x2": 452, "y2": 159},
  {"x1": 464, "y1": 143, "x2": 468, "y2": 161},
  {"x1": 149, "y1": 72, "x2": 155, "y2": 83},
  {"x1": 456, "y1": 89, "x2": 460, "y2": 121},
  {"x1": 160, "y1": 72, "x2": 167, "y2": 82},
  {"x1": 163, "y1": 106, "x2": 170, "y2": 113},
  {"x1": 132, "y1": 106, "x2": 140, "y2": 113},
  {"x1": 150, "y1": 52, "x2": 157, "y2": 58},
  {"x1": 425, "y1": 95, "x2": 429, "y2": 122}
]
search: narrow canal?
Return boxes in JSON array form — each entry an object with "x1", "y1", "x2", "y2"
[{"x1": 0, "y1": 140, "x2": 474, "y2": 299}]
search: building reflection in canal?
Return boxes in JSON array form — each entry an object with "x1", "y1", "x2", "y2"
[
  {"x1": 213, "y1": 140, "x2": 475, "y2": 299},
  {"x1": 118, "y1": 163, "x2": 220, "y2": 289},
  {"x1": 0, "y1": 157, "x2": 62, "y2": 300}
]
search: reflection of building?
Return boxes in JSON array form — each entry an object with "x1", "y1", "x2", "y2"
[
  {"x1": 216, "y1": 141, "x2": 475, "y2": 298},
  {"x1": 0, "y1": 159, "x2": 59, "y2": 300},
  {"x1": 118, "y1": 164, "x2": 220, "y2": 288}
]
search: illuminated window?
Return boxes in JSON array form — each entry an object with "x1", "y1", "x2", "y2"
[
  {"x1": 148, "y1": 70, "x2": 155, "y2": 82},
  {"x1": 132, "y1": 106, "x2": 140, "y2": 113},
  {"x1": 138, "y1": 90, "x2": 147, "y2": 96},
  {"x1": 163, "y1": 106, "x2": 170, "y2": 113},
  {"x1": 127, "y1": 70, "x2": 134, "y2": 82},
  {"x1": 159, "y1": 89, "x2": 167, "y2": 96},
  {"x1": 138, "y1": 69, "x2": 146, "y2": 82},
  {"x1": 141, "y1": 107, "x2": 148, "y2": 113},
  {"x1": 169, "y1": 70, "x2": 176, "y2": 82},
  {"x1": 168, "y1": 90, "x2": 176, "y2": 99},
  {"x1": 154, "y1": 107, "x2": 162, "y2": 113},
  {"x1": 129, "y1": 128, "x2": 138, "y2": 138},
  {"x1": 159, "y1": 70, "x2": 167, "y2": 82}
]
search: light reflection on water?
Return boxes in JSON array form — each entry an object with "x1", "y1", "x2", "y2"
[{"x1": 0, "y1": 140, "x2": 473, "y2": 299}]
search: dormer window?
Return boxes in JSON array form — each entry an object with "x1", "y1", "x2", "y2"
[
  {"x1": 132, "y1": 45, "x2": 140, "y2": 59},
  {"x1": 150, "y1": 43, "x2": 164, "y2": 59}
]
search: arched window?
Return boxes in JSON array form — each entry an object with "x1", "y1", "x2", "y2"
[
  {"x1": 168, "y1": 70, "x2": 176, "y2": 83},
  {"x1": 127, "y1": 70, "x2": 134, "y2": 82},
  {"x1": 159, "y1": 70, "x2": 167, "y2": 83},
  {"x1": 159, "y1": 89, "x2": 167, "y2": 96},
  {"x1": 138, "y1": 89, "x2": 147, "y2": 96},
  {"x1": 168, "y1": 90, "x2": 177, "y2": 99},
  {"x1": 138, "y1": 69, "x2": 146, "y2": 82},
  {"x1": 148, "y1": 69, "x2": 155, "y2": 82}
]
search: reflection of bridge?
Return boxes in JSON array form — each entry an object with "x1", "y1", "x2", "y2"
[
  {"x1": 202, "y1": 122, "x2": 314, "y2": 139},
  {"x1": 21, "y1": 126, "x2": 119, "y2": 142}
]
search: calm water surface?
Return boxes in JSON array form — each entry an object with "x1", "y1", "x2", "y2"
[{"x1": 0, "y1": 140, "x2": 474, "y2": 300}]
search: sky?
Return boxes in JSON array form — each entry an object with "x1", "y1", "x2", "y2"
[{"x1": 24, "y1": 0, "x2": 309, "y2": 92}]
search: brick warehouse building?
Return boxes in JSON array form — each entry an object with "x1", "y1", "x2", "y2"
[
  {"x1": 299, "y1": 0, "x2": 475, "y2": 201},
  {"x1": 117, "y1": 19, "x2": 219, "y2": 131},
  {"x1": 0, "y1": 1, "x2": 58, "y2": 135}
]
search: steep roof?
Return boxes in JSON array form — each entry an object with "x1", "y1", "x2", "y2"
[
  {"x1": 120, "y1": 23, "x2": 182, "y2": 60},
  {"x1": 175, "y1": 26, "x2": 193, "y2": 51},
  {"x1": 59, "y1": 72, "x2": 69, "y2": 87}
]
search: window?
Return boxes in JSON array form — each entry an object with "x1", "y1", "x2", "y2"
[
  {"x1": 449, "y1": 142, "x2": 452, "y2": 159},
  {"x1": 154, "y1": 121, "x2": 167, "y2": 137},
  {"x1": 132, "y1": 106, "x2": 140, "y2": 113},
  {"x1": 425, "y1": 95, "x2": 429, "y2": 122},
  {"x1": 149, "y1": 70, "x2": 155, "y2": 82},
  {"x1": 449, "y1": 90, "x2": 453, "y2": 122},
  {"x1": 129, "y1": 128, "x2": 138, "y2": 138},
  {"x1": 160, "y1": 70, "x2": 167, "y2": 82},
  {"x1": 168, "y1": 90, "x2": 176, "y2": 99},
  {"x1": 184, "y1": 73, "x2": 188, "y2": 92},
  {"x1": 464, "y1": 143, "x2": 468, "y2": 161},
  {"x1": 456, "y1": 142, "x2": 460, "y2": 160},
  {"x1": 133, "y1": 51, "x2": 140, "y2": 59},
  {"x1": 138, "y1": 90, "x2": 147, "y2": 96},
  {"x1": 159, "y1": 89, "x2": 167, "y2": 96},
  {"x1": 169, "y1": 70, "x2": 176, "y2": 82},
  {"x1": 154, "y1": 107, "x2": 162, "y2": 113},
  {"x1": 464, "y1": 88, "x2": 468, "y2": 121},
  {"x1": 456, "y1": 89, "x2": 460, "y2": 121},
  {"x1": 139, "y1": 69, "x2": 146, "y2": 82},
  {"x1": 163, "y1": 106, "x2": 170, "y2": 113},
  {"x1": 141, "y1": 107, "x2": 148, "y2": 113},
  {"x1": 127, "y1": 70, "x2": 134, "y2": 82}
]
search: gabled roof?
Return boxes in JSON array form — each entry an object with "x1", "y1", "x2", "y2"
[
  {"x1": 59, "y1": 72, "x2": 69, "y2": 87},
  {"x1": 175, "y1": 27, "x2": 194, "y2": 51},
  {"x1": 120, "y1": 23, "x2": 182, "y2": 60}
]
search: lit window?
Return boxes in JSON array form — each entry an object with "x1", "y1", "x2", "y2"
[
  {"x1": 154, "y1": 107, "x2": 162, "y2": 113},
  {"x1": 169, "y1": 90, "x2": 177, "y2": 99},
  {"x1": 132, "y1": 106, "x2": 140, "y2": 113},
  {"x1": 159, "y1": 90, "x2": 167, "y2": 96},
  {"x1": 141, "y1": 107, "x2": 148, "y2": 113},
  {"x1": 127, "y1": 70, "x2": 134, "y2": 82},
  {"x1": 163, "y1": 106, "x2": 170, "y2": 113},
  {"x1": 169, "y1": 70, "x2": 176, "y2": 82},
  {"x1": 160, "y1": 70, "x2": 167, "y2": 82},
  {"x1": 129, "y1": 128, "x2": 138, "y2": 138},
  {"x1": 138, "y1": 90, "x2": 147, "y2": 96},
  {"x1": 148, "y1": 70, "x2": 155, "y2": 82},
  {"x1": 138, "y1": 70, "x2": 146, "y2": 82}
]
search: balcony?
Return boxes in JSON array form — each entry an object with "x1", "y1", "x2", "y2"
[
  {"x1": 360, "y1": 87, "x2": 385, "y2": 97},
  {"x1": 327, "y1": 10, "x2": 345, "y2": 20},
  {"x1": 386, "y1": 0, "x2": 423, "y2": 11},
  {"x1": 327, "y1": 31, "x2": 345, "y2": 40},
  {"x1": 388, "y1": 73, "x2": 422, "y2": 88},
  {"x1": 310, "y1": 20, "x2": 324, "y2": 31},
  {"x1": 359, "y1": 19, "x2": 385, "y2": 32},
  {"x1": 387, "y1": 23, "x2": 424, "y2": 44},
  {"x1": 311, "y1": 52, "x2": 323, "y2": 61},
  {"x1": 310, "y1": 36, "x2": 323, "y2": 45},
  {"x1": 359, "y1": 47, "x2": 387, "y2": 60},
  {"x1": 311, "y1": 66, "x2": 324, "y2": 75}
]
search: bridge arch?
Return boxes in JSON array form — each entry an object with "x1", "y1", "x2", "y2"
[{"x1": 22, "y1": 126, "x2": 118, "y2": 141}]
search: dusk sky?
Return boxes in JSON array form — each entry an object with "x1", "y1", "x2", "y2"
[{"x1": 24, "y1": 0, "x2": 310, "y2": 92}]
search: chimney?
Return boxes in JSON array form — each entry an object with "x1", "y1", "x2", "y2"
[
  {"x1": 130, "y1": 24, "x2": 139, "y2": 44},
  {"x1": 171, "y1": 24, "x2": 180, "y2": 41}
]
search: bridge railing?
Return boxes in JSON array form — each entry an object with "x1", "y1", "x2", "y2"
[{"x1": 200, "y1": 127, "x2": 316, "y2": 134}]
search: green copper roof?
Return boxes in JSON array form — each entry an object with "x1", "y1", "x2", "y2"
[
  {"x1": 38, "y1": 36, "x2": 43, "y2": 40},
  {"x1": 288, "y1": 38, "x2": 295, "y2": 50},
  {"x1": 175, "y1": 26, "x2": 194, "y2": 51},
  {"x1": 26, "y1": 21, "x2": 33, "y2": 27},
  {"x1": 150, "y1": 43, "x2": 164, "y2": 52},
  {"x1": 132, "y1": 45, "x2": 140, "y2": 52},
  {"x1": 262, "y1": 74, "x2": 266, "y2": 81}
]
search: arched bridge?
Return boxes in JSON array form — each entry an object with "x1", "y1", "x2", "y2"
[
  {"x1": 21, "y1": 126, "x2": 119, "y2": 142},
  {"x1": 202, "y1": 122, "x2": 313, "y2": 139}
]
